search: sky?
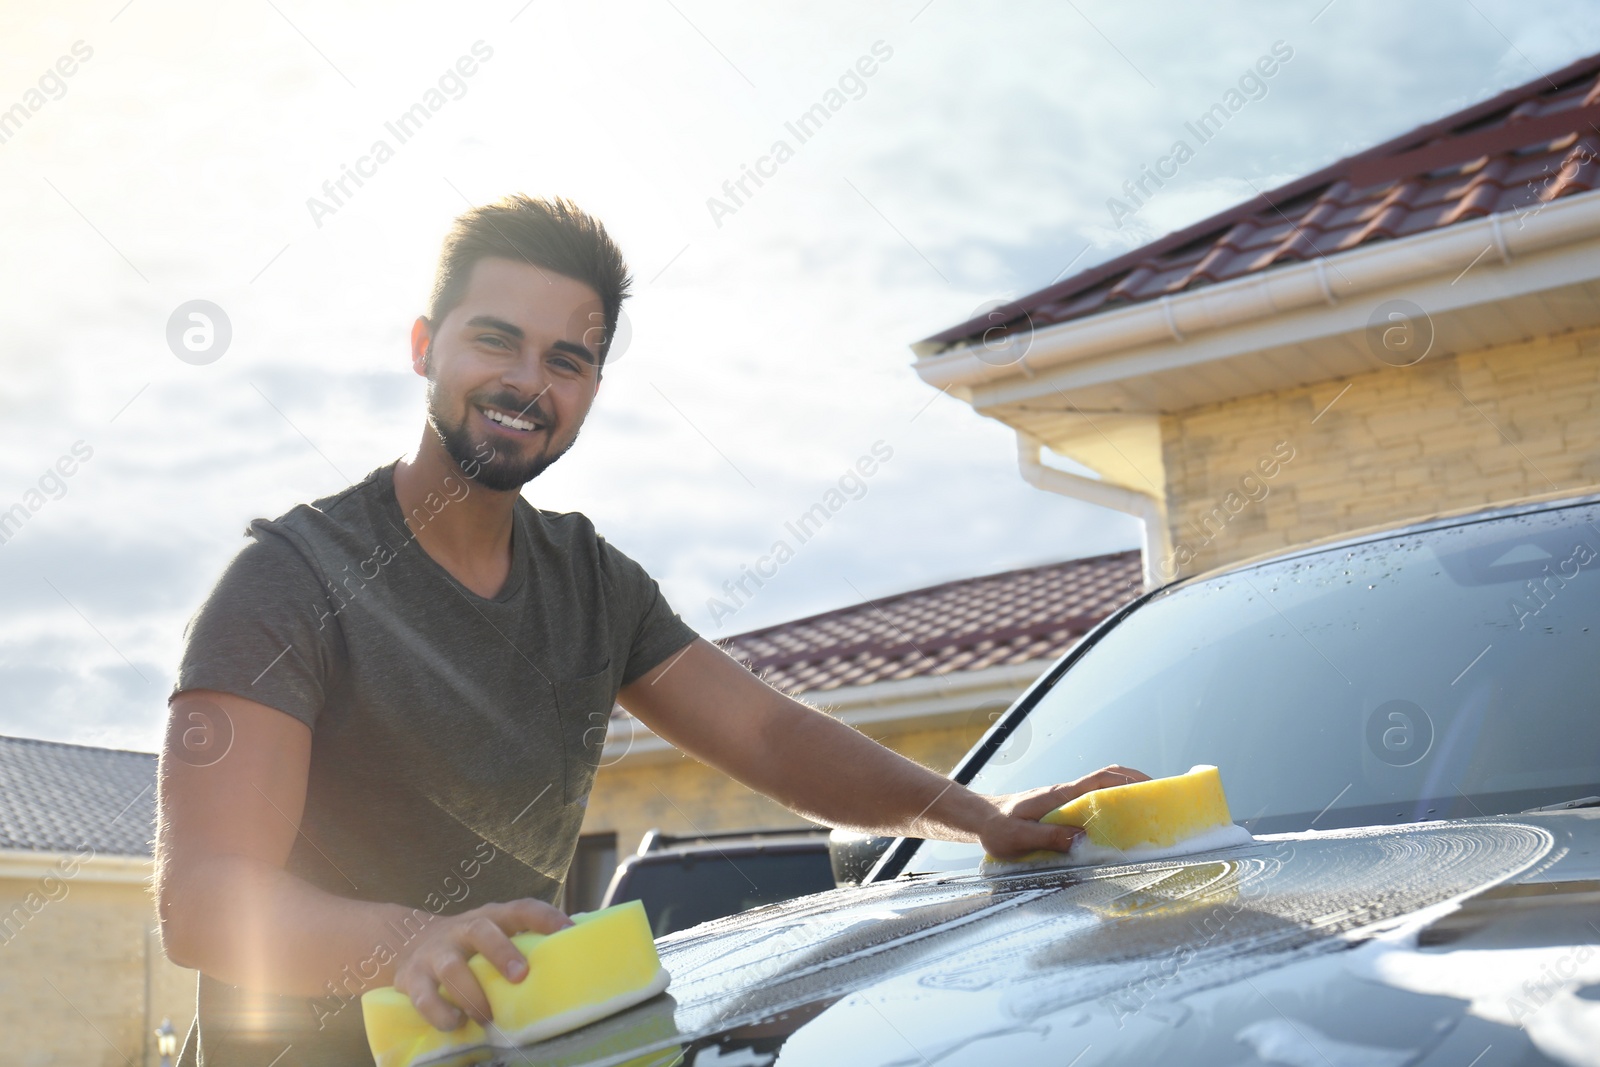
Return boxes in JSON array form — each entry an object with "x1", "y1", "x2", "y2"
[{"x1": 3, "y1": 0, "x2": 1599, "y2": 753}]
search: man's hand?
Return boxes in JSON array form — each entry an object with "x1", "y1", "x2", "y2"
[
  {"x1": 976, "y1": 765, "x2": 1151, "y2": 861},
  {"x1": 393, "y1": 899, "x2": 574, "y2": 1031}
]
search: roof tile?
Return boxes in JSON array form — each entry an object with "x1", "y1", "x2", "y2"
[
  {"x1": 0, "y1": 736, "x2": 155, "y2": 856},
  {"x1": 924, "y1": 51, "x2": 1600, "y2": 351},
  {"x1": 714, "y1": 550, "x2": 1142, "y2": 695}
]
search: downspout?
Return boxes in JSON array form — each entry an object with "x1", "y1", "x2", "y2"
[{"x1": 1016, "y1": 431, "x2": 1171, "y2": 591}]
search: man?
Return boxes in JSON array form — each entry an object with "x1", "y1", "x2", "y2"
[{"x1": 156, "y1": 195, "x2": 1147, "y2": 1065}]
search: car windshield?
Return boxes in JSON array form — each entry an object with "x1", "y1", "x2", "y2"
[{"x1": 906, "y1": 499, "x2": 1600, "y2": 876}]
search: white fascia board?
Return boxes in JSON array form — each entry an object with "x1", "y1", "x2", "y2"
[
  {"x1": 914, "y1": 189, "x2": 1600, "y2": 403},
  {"x1": 0, "y1": 849, "x2": 152, "y2": 884},
  {"x1": 975, "y1": 230, "x2": 1600, "y2": 411},
  {"x1": 601, "y1": 660, "x2": 1055, "y2": 767}
]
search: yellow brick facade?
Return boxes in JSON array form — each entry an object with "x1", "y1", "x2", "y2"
[
  {"x1": 0, "y1": 871, "x2": 195, "y2": 1066},
  {"x1": 580, "y1": 718, "x2": 991, "y2": 860},
  {"x1": 1161, "y1": 326, "x2": 1600, "y2": 578}
]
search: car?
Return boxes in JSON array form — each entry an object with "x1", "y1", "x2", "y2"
[
  {"x1": 499, "y1": 491, "x2": 1600, "y2": 1066},
  {"x1": 601, "y1": 827, "x2": 838, "y2": 936}
]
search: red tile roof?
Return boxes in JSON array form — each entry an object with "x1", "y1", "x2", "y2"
[
  {"x1": 922, "y1": 50, "x2": 1600, "y2": 351},
  {"x1": 715, "y1": 550, "x2": 1142, "y2": 694}
]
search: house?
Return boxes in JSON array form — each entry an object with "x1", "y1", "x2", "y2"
[
  {"x1": 0, "y1": 735, "x2": 193, "y2": 1066},
  {"x1": 911, "y1": 51, "x2": 1600, "y2": 587},
  {"x1": 572, "y1": 550, "x2": 1143, "y2": 907}
]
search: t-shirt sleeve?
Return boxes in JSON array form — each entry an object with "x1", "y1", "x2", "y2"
[
  {"x1": 173, "y1": 522, "x2": 343, "y2": 729},
  {"x1": 599, "y1": 538, "x2": 700, "y2": 687}
]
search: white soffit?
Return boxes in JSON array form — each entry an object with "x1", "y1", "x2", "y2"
[
  {"x1": 916, "y1": 191, "x2": 1600, "y2": 415},
  {"x1": 0, "y1": 850, "x2": 151, "y2": 884}
]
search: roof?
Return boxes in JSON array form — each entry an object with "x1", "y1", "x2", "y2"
[
  {"x1": 923, "y1": 49, "x2": 1600, "y2": 352},
  {"x1": 716, "y1": 550, "x2": 1142, "y2": 694},
  {"x1": 0, "y1": 735, "x2": 156, "y2": 856}
]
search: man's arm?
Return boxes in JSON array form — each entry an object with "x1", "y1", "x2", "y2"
[
  {"x1": 156, "y1": 689, "x2": 570, "y2": 1030},
  {"x1": 617, "y1": 639, "x2": 1147, "y2": 860}
]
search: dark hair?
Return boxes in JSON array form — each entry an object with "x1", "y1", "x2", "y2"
[{"x1": 426, "y1": 195, "x2": 632, "y2": 364}]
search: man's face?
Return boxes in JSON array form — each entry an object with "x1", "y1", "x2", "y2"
[{"x1": 417, "y1": 257, "x2": 605, "y2": 491}]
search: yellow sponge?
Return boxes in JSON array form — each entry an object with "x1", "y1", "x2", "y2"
[
  {"x1": 474, "y1": 899, "x2": 670, "y2": 1048},
  {"x1": 361, "y1": 900, "x2": 670, "y2": 1067},
  {"x1": 360, "y1": 987, "x2": 487, "y2": 1067},
  {"x1": 983, "y1": 764, "x2": 1251, "y2": 871}
]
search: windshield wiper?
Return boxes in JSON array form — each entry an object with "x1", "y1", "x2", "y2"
[{"x1": 1522, "y1": 796, "x2": 1600, "y2": 813}]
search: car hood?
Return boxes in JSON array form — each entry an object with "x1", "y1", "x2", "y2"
[{"x1": 495, "y1": 812, "x2": 1600, "y2": 1067}]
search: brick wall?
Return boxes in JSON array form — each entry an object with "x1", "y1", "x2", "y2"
[
  {"x1": 0, "y1": 874, "x2": 195, "y2": 1066},
  {"x1": 1160, "y1": 326, "x2": 1600, "y2": 579}
]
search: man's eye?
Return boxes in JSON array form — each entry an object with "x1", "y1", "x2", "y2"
[
  {"x1": 478, "y1": 335, "x2": 511, "y2": 349},
  {"x1": 552, "y1": 356, "x2": 583, "y2": 373}
]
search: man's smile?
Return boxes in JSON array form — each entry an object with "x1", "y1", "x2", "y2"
[{"x1": 478, "y1": 403, "x2": 547, "y2": 435}]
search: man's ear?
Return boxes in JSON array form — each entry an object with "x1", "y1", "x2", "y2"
[{"x1": 409, "y1": 317, "x2": 433, "y2": 377}]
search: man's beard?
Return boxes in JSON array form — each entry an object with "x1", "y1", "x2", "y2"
[{"x1": 427, "y1": 381, "x2": 577, "y2": 492}]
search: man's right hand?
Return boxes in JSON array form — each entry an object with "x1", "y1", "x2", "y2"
[
  {"x1": 392, "y1": 898, "x2": 574, "y2": 1031},
  {"x1": 156, "y1": 689, "x2": 579, "y2": 1027}
]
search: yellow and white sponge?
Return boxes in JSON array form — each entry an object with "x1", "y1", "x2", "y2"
[
  {"x1": 474, "y1": 900, "x2": 670, "y2": 1048},
  {"x1": 360, "y1": 988, "x2": 488, "y2": 1067},
  {"x1": 362, "y1": 899, "x2": 670, "y2": 1067},
  {"x1": 982, "y1": 764, "x2": 1252, "y2": 874}
]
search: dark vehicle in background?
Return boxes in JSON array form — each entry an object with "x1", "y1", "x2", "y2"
[
  {"x1": 601, "y1": 827, "x2": 837, "y2": 936},
  {"x1": 500, "y1": 493, "x2": 1600, "y2": 1067}
]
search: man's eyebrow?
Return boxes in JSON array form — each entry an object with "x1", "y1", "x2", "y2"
[
  {"x1": 465, "y1": 315, "x2": 595, "y2": 365},
  {"x1": 465, "y1": 315, "x2": 524, "y2": 340},
  {"x1": 551, "y1": 339, "x2": 597, "y2": 366}
]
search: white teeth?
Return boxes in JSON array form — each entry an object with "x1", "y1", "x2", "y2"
[{"x1": 484, "y1": 408, "x2": 538, "y2": 432}]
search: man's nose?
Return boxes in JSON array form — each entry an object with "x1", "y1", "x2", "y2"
[{"x1": 499, "y1": 352, "x2": 549, "y2": 403}]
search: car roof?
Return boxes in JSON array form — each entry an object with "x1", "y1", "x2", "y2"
[{"x1": 1176, "y1": 487, "x2": 1600, "y2": 590}]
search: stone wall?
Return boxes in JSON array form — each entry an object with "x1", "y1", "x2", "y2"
[
  {"x1": 1161, "y1": 326, "x2": 1600, "y2": 578},
  {"x1": 0, "y1": 871, "x2": 195, "y2": 1066}
]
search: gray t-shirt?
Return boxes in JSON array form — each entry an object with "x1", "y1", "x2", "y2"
[{"x1": 171, "y1": 461, "x2": 697, "y2": 1066}]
